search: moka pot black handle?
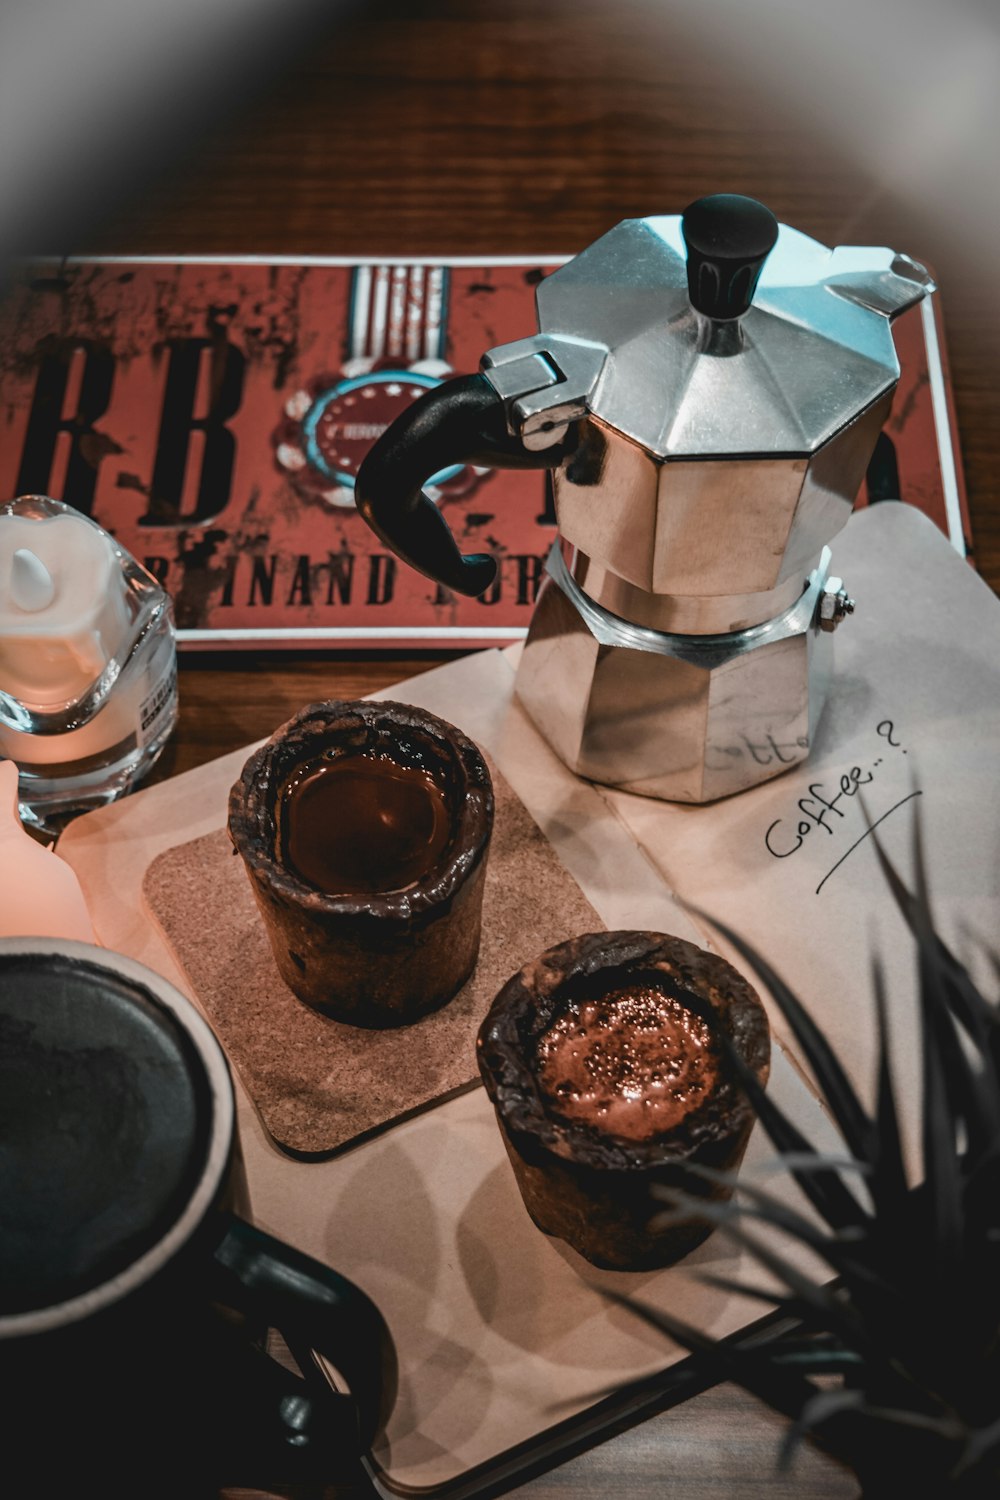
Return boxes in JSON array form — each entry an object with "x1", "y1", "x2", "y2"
[{"x1": 354, "y1": 373, "x2": 567, "y2": 598}]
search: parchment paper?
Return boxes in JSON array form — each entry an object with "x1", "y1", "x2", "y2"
[{"x1": 595, "y1": 503, "x2": 1000, "y2": 1177}]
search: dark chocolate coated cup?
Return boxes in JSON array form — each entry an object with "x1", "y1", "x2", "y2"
[
  {"x1": 477, "y1": 930, "x2": 770, "y2": 1270},
  {"x1": 0, "y1": 939, "x2": 396, "y2": 1494},
  {"x1": 228, "y1": 700, "x2": 494, "y2": 1027}
]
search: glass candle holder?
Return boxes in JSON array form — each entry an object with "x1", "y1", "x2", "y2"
[{"x1": 0, "y1": 495, "x2": 178, "y2": 835}]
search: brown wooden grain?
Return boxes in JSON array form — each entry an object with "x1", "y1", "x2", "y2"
[
  {"x1": 84, "y1": 0, "x2": 1000, "y2": 594},
  {"x1": 71, "y1": 2, "x2": 991, "y2": 1493},
  {"x1": 146, "y1": 652, "x2": 453, "y2": 783}
]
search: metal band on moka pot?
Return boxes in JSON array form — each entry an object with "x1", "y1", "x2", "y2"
[{"x1": 353, "y1": 196, "x2": 934, "y2": 803}]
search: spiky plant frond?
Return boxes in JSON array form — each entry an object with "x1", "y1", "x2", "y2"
[{"x1": 623, "y1": 828, "x2": 1000, "y2": 1498}]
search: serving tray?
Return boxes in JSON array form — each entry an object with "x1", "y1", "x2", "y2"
[{"x1": 58, "y1": 647, "x2": 841, "y2": 1497}]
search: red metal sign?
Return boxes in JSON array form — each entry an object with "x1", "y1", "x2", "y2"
[{"x1": 0, "y1": 257, "x2": 969, "y2": 649}]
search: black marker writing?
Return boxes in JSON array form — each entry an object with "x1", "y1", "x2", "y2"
[
  {"x1": 763, "y1": 719, "x2": 921, "y2": 892},
  {"x1": 877, "y1": 719, "x2": 906, "y2": 753},
  {"x1": 765, "y1": 765, "x2": 874, "y2": 857},
  {"x1": 815, "y1": 792, "x2": 923, "y2": 894}
]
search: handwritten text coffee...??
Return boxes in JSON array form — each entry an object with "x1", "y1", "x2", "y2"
[{"x1": 763, "y1": 720, "x2": 921, "y2": 895}]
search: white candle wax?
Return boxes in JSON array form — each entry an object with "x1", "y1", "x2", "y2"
[
  {"x1": 0, "y1": 498, "x2": 177, "y2": 829},
  {"x1": 0, "y1": 507, "x2": 135, "y2": 757}
]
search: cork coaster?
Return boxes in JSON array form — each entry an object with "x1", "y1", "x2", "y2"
[{"x1": 142, "y1": 768, "x2": 604, "y2": 1158}]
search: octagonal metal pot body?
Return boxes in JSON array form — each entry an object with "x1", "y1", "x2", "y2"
[
  {"x1": 553, "y1": 393, "x2": 890, "y2": 626},
  {"x1": 515, "y1": 549, "x2": 834, "y2": 804}
]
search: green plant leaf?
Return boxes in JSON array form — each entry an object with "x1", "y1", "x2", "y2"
[
  {"x1": 869, "y1": 819, "x2": 1000, "y2": 1149},
  {"x1": 702, "y1": 1028, "x2": 871, "y2": 1232},
  {"x1": 604, "y1": 1292, "x2": 819, "y2": 1425},
  {"x1": 949, "y1": 1413, "x2": 1000, "y2": 1483},
  {"x1": 868, "y1": 953, "x2": 909, "y2": 1228},
  {"x1": 917, "y1": 928, "x2": 965, "y2": 1272},
  {"x1": 694, "y1": 908, "x2": 874, "y2": 1166},
  {"x1": 652, "y1": 1171, "x2": 888, "y2": 1295},
  {"x1": 615, "y1": 804, "x2": 1000, "y2": 1494},
  {"x1": 653, "y1": 1199, "x2": 876, "y2": 1353},
  {"x1": 776, "y1": 1387, "x2": 866, "y2": 1470}
]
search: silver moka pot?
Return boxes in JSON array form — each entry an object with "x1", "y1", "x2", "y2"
[{"x1": 356, "y1": 195, "x2": 934, "y2": 802}]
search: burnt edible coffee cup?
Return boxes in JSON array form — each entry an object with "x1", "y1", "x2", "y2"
[
  {"x1": 0, "y1": 938, "x2": 396, "y2": 1493},
  {"x1": 477, "y1": 930, "x2": 771, "y2": 1271},
  {"x1": 228, "y1": 699, "x2": 494, "y2": 1027}
]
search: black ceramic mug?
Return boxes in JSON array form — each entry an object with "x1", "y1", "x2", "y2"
[{"x1": 0, "y1": 938, "x2": 397, "y2": 1495}]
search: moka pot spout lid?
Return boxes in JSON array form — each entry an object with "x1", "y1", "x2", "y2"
[{"x1": 518, "y1": 192, "x2": 936, "y2": 460}]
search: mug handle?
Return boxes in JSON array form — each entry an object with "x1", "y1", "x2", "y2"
[{"x1": 211, "y1": 1212, "x2": 397, "y2": 1456}]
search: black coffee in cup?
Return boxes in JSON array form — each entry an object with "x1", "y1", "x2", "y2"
[{"x1": 0, "y1": 940, "x2": 395, "y2": 1494}]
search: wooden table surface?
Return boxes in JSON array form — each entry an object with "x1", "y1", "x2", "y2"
[{"x1": 72, "y1": 2, "x2": 997, "y2": 1494}]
